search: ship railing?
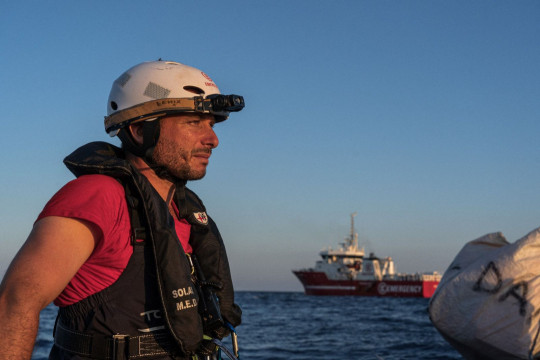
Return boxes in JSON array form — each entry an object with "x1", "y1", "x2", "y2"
[
  {"x1": 384, "y1": 274, "x2": 418, "y2": 281},
  {"x1": 383, "y1": 272, "x2": 441, "y2": 281}
]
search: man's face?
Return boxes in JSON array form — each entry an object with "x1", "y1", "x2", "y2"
[{"x1": 152, "y1": 113, "x2": 219, "y2": 180}]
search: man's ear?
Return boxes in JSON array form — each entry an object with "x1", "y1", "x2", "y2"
[{"x1": 127, "y1": 123, "x2": 144, "y2": 146}]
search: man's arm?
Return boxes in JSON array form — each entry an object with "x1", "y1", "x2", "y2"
[{"x1": 0, "y1": 216, "x2": 98, "y2": 360}]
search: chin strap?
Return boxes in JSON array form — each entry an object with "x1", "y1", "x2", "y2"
[
  {"x1": 118, "y1": 119, "x2": 180, "y2": 183},
  {"x1": 118, "y1": 120, "x2": 161, "y2": 164}
]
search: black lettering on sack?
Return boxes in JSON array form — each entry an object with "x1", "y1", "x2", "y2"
[
  {"x1": 473, "y1": 261, "x2": 502, "y2": 294},
  {"x1": 472, "y1": 261, "x2": 532, "y2": 319},
  {"x1": 499, "y1": 282, "x2": 528, "y2": 316}
]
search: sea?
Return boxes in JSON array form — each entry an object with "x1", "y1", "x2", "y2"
[{"x1": 32, "y1": 291, "x2": 462, "y2": 360}]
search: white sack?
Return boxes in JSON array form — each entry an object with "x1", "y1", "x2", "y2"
[{"x1": 429, "y1": 227, "x2": 540, "y2": 360}]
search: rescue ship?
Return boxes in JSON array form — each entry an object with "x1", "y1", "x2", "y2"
[{"x1": 293, "y1": 213, "x2": 441, "y2": 298}]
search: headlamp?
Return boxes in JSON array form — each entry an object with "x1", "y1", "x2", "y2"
[{"x1": 204, "y1": 94, "x2": 245, "y2": 113}]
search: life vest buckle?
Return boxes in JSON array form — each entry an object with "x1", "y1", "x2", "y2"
[{"x1": 112, "y1": 334, "x2": 129, "y2": 360}]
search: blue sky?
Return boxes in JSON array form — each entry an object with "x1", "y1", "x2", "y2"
[{"x1": 1, "y1": 1, "x2": 539, "y2": 291}]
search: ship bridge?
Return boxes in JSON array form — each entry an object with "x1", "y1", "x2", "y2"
[{"x1": 319, "y1": 249, "x2": 365, "y2": 262}]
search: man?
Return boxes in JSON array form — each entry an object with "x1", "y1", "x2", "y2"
[{"x1": 0, "y1": 60, "x2": 244, "y2": 359}]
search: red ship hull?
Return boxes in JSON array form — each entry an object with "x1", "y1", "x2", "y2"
[{"x1": 293, "y1": 270, "x2": 439, "y2": 298}]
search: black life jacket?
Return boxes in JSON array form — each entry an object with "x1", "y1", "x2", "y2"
[{"x1": 49, "y1": 142, "x2": 241, "y2": 359}]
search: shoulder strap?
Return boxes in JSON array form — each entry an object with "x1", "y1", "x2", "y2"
[{"x1": 122, "y1": 179, "x2": 148, "y2": 245}]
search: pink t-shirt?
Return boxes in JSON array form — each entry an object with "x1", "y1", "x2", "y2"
[{"x1": 37, "y1": 174, "x2": 192, "y2": 307}]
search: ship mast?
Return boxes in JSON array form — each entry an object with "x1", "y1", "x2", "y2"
[{"x1": 348, "y1": 212, "x2": 358, "y2": 250}]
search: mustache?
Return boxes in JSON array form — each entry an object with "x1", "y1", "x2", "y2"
[{"x1": 191, "y1": 148, "x2": 212, "y2": 155}]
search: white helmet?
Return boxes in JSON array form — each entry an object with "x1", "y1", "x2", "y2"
[{"x1": 105, "y1": 60, "x2": 244, "y2": 136}]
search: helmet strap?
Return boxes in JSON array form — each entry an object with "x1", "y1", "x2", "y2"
[
  {"x1": 119, "y1": 120, "x2": 161, "y2": 165},
  {"x1": 120, "y1": 118, "x2": 188, "y2": 183}
]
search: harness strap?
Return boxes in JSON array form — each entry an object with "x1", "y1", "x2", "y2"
[
  {"x1": 123, "y1": 182, "x2": 148, "y2": 246},
  {"x1": 54, "y1": 321, "x2": 181, "y2": 359},
  {"x1": 211, "y1": 339, "x2": 238, "y2": 360}
]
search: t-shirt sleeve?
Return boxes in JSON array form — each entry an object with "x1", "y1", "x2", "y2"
[
  {"x1": 37, "y1": 174, "x2": 128, "y2": 247},
  {"x1": 39, "y1": 174, "x2": 133, "y2": 306}
]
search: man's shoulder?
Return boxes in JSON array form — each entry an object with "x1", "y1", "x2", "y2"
[
  {"x1": 53, "y1": 174, "x2": 126, "y2": 207},
  {"x1": 67, "y1": 174, "x2": 124, "y2": 192},
  {"x1": 38, "y1": 174, "x2": 128, "y2": 226}
]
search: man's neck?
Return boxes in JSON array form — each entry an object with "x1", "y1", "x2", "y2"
[{"x1": 126, "y1": 152, "x2": 175, "y2": 204}]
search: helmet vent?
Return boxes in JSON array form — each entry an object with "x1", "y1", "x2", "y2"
[
  {"x1": 110, "y1": 101, "x2": 118, "y2": 111},
  {"x1": 115, "y1": 72, "x2": 131, "y2": 88},
  {"x1": 144, "y1": 82, "x2": 171, "y2": 99},
  {"x1": 183, "y1": 86, "x2": 205, "y2": 95}
]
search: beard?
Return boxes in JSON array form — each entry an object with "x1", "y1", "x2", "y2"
[{"x1": 151, "y1": 137, "x2": 209, "y2": 181}]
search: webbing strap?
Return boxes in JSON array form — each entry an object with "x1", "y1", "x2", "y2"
[
  {"x1": 124, "y1": 181, "x2": 148, "y2": 246},
  {"x1": 54, "y1": 321, "x2": 180, "y2": 359},
  {"x1": 211, "y1": 339, "x2": 238, "y2": 360}
]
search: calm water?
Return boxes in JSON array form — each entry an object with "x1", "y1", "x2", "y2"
[{"x1": 33, "y1": 291, "x2": 461, "y2": 359}]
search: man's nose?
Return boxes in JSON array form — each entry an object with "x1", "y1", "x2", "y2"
[{"x1": 202, "y1": 123, "x2": 219, "y2": 149}]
